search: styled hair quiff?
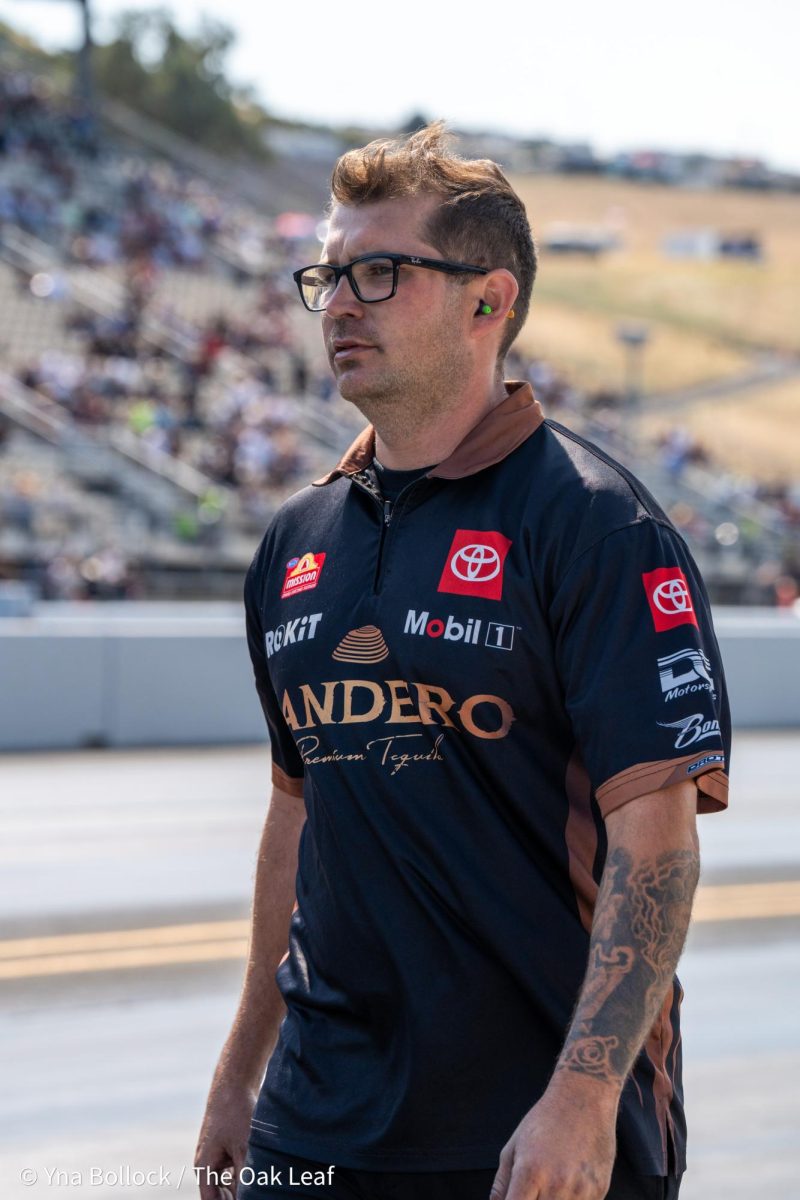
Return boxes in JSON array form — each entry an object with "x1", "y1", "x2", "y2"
[{"x1": 330, "y1": 121, "x2": 537, "y2": 361}]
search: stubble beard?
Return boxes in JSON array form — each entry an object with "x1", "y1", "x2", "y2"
[{"x1": 334, "y1": 306, "x2": 473, "y2": 443}]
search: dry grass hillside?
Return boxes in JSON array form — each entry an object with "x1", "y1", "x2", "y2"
[{"x1": 510, "y1": 175, "x2": 800, "y2": 478}]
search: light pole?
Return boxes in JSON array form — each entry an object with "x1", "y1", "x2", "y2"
[
  {"x1": 73, "y1": 0, "x2": 94, "y2": 109},
  {"x1": 11, "y1": 0, "x2": 95, "y2": 113},
  {"x1": 615, "y1": 321, "x2": 650, "y2": 414},
  {"x1": 618, "y1": 319, "x2": 647, "y2": 451}
]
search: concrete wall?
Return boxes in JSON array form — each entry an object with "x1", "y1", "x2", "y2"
[
  {"x1": 1, "y1": 604, "x2": 798, "y2": 751},
  {"x1": 712, "y1": 609, "x2": 800, "y2": 728},
  {"x1": 0, "y1": 606, "x2": 264, "y2": 751}
]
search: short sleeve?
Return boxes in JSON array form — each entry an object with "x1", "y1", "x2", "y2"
[
  {"x1": 244, "y1": 555, "x2": 305, "y2": 798},
  {"x1": 549, "y1": 519, "x2": 730, "y2": 817}
]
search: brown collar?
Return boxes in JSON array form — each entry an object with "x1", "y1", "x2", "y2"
[{"x1": 312, "y1": 381, "x2": 544, "y2": 486}]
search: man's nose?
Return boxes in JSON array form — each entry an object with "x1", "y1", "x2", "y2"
[{"x1": 325, "y1": 272, "x2": 363, "y2": 318}]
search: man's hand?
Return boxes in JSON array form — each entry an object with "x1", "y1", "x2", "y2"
[
  {"x1": 491, "y1": 782, "x2": 700, "y2": 1199},
  {"x1": 195, "y1": 783, "x2": 304, "y2": 1198},
  {"x1": 490, "y1": 1076, "x2": 618, "y2": 1200},
  {"x1": 194, "y1": 1075, "x2": 258, "y2": 1200}
]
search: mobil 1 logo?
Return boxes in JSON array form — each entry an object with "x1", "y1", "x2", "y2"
[{"x1": 404, "y1": 609, "x2": 516, "y2": 651}]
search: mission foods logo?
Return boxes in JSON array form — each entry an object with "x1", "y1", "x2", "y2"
[
  {"x1": 642, "y1": 567, "x2": 698, "y2": 633},
  {"x1": 438, "y1": 529, "x2": 512, "y2": 601},
  {"x1": 281, "y1": 551, "x2": 326, "y2": 599}
]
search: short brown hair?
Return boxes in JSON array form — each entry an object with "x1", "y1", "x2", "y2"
[{"x1": 330, "y1": 121, "x2": 536, "y2": 361}]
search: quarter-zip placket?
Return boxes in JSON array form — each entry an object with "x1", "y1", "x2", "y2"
[{"x1": 350, "y1": 471, "x2": 429, "y2": 595}]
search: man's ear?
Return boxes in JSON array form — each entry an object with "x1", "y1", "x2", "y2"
[{"x1": 472, "y1": 268, "x2": 519, "y2": 328}]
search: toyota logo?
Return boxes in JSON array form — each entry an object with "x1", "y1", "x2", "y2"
[
  {"x1": 451, "y1": 544, "x2": 501, "y2": 582},
  {"x1": 653, "y1": 578, "x2": 693, "y2": 615}
]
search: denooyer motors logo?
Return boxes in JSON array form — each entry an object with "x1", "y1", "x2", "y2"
[
  {"x1": 657, "y1": 647, "x2": 715, "y2": 701},
  {"x1": 438, "y1": 529, "x2": 512, "y2": 601},
  {"x1": 642, "y1": 566, "x2": 698, "y2": 632}
]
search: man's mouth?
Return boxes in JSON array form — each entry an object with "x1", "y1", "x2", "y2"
[{"x1": 331, "y1": 339, "x2": 377, "y2": 362}]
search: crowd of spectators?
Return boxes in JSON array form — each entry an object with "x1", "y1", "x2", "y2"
[
  {"x1": 503, "y1": 351, "x2": 800, "y2": 606},
  {"x1": 0, "y1": 416, "x2": 142, "y2": 600},
  {"x1": 1, "y1": 69, "x2": 798, "y2": 604},
  {"x1": 16, "y1": 285, "x2": 315, "y2": 516},
  {"x1": 0, "y1": 71, "x2": 284, "y2": 275},
  {"x1": 1, "y1": 70, "x2": 334, "y2": 534}
]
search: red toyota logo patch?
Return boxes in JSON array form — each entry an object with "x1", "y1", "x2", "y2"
[
  {"x1": 438, "y1": 529, "x2": 512, "y2": 601},
  {"x1": 642, "y1": 567, "x2": 698, "y2": 632}
]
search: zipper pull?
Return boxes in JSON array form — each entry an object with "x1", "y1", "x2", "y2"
[{"x1": 383, "y1": 499, "x2": 393, "y2": 525}]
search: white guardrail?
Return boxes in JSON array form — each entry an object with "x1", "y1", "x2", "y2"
[{"x1": 1, "y1": 604, "x2": 799, "y2": 751}]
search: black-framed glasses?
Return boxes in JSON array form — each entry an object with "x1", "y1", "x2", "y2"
[{"x1": 292, "y1": 252, "x2": 488, "y2": 312}]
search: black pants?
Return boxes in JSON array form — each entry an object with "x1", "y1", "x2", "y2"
[{"x1": 237, "y1": 1144, "x2": 682, "y2": 1200}]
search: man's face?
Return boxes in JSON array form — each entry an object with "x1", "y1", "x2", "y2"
[{"x1": 320, "y1": 194, "x2": 476, "y2": 425}]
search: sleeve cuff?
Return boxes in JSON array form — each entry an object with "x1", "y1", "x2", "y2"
[
  {"x1": 271, "y1": 762, "x2": 305, "y2": 798},
  {"x1": 596, "y1": 751, "x2": 728, "y2": 817}
]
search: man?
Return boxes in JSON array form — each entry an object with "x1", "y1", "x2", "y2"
[{"x1": 196, "y1": 124, "x2": 730, "y2": 1200}]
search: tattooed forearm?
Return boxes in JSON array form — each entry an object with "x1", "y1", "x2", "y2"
[{"x1": 556, "y1": 845, "x2": 700, "y2": 1089}]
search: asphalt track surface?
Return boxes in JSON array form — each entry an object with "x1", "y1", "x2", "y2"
[{"x1": 1, "y1": 732, "x2": 798, "y2": 1200}]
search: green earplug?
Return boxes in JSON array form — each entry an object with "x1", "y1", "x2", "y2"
[{"x1": 481, "y1": 304, "x2": 493, "y2": 314}]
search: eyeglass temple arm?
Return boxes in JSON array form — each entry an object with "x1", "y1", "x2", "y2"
[{"x1": 405, "y1": 256, "x2": 488, "y2": 276}]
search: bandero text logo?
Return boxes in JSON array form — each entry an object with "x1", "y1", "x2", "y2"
[{"x1": 281, "y1": 678, "x2": 515, "y2": 740}]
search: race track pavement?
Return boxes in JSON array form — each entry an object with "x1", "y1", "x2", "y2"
[{"x1": 0, "y1": 732, "x2": 797, "y2": 1199}]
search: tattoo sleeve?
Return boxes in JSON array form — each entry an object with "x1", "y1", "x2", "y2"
[{"x1": 555, "y1": 845, "x2": 700, "y2": 1089}]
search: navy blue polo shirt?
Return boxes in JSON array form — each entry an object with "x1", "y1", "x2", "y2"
[{"x1": 243, "y1": 381, "x2": 730, "y2": 1176}]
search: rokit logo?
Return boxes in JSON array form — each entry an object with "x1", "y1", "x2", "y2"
[
  {"x1": 265, "y1": 613, "x2": 323, "y2": 658},
  {"x1": 658, "y1": 647, "x2": 716, "y2": 701},
  {"x1": 404, "y1": 609, "x2": 515, "y2": 651}
]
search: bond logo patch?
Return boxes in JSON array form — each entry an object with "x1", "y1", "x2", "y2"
[
  {"x1": 438, "y1": 529, "x2": 512, "y2": 601},
  {"x1": 642, "y1": 567, "x2": 698, "y2": 632},
  {"x1": 659, "y1": 713, "x2": 721, "y2": 750},
  {"x1": 281, "y1": 552, "x2": 326, "y2": 599}
]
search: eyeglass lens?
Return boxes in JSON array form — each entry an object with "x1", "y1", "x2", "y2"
[{"x1": 299, "y1": 257, "x2": 396, "y2": 309}]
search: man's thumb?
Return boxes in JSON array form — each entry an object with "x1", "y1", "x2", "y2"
[{"x1": 489, "y1": 1147, "x2": 514, "y2": 1199}]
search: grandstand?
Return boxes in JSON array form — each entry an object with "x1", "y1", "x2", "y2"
[{"x1": 0, "y1": 46, "x2": 797, "y2": 605}]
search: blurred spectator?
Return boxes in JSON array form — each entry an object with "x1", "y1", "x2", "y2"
[{"x1": 2, "y1": 67, "x2": 797, "y2": 604}]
